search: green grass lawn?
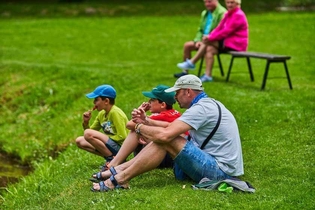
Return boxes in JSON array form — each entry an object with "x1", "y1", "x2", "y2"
[{"x1": 0, "y1": 2, "x2": 315, "y2": 209}]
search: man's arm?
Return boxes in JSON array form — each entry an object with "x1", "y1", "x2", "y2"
[
  {"x1": 127, "y1": 116, "x2": 172, "y2": 131},
  {"x1": 135, "y1": 120, "x2": 191, "y2": 144},
  {"x1": 144, "y1": 117, "x2": 169, "y2": 127}
]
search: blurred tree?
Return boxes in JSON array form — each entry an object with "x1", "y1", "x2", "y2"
[{"x1": 284, "y1": 0, "x2": 315, "y2": 6}]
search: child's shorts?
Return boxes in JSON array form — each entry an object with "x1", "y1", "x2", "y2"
[{"x1": 105, "y1": 138, "x2": 121, "y2": 155}]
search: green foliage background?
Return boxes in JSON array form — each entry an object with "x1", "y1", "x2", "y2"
[{"x1": 1, "y1": 0, "x2": 315, "y2": 19}]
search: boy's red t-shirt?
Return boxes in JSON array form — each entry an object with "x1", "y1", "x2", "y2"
[
  {"x1": 149, "y1": 109, "x2": 189, "y2": 136},
  {"x1": 149, "y1": 109, "x2": 181, "y2": 122}
]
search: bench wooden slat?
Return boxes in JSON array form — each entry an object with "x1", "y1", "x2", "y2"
[{"x1": 229, "y1": 51, "x2": 291, "y2": 61}]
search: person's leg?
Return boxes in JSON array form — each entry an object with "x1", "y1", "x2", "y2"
[
  {"x1": 174, "y1": 41, "x2": 197, "y2": 78},
  {"x1": 84, "y1": 129, "x2": 113, "y2": 157},
  {"x1": 177, "y1": 43, "x2": 207, "y2": 70},
  {"x1": 76, "y1": 136, "x2": 104, "y2": 157},
  {"x1": 92, "y1": 141, "x2": 165, "y2": 183},
  {"x1": 107, "y1": 131, "x2": 140, "y2": 167},
  {"x1": 183, "y1": 41, "x2": 197, "y2": 61},
  {"x1": 92, "y1": 136, "x2": 187, "y2": 190},
  {"x1": 190, "y1": 43, "x2": 207, "y2": 64},
  {"x1": 95, "y1": 141, "x2": 163, "y2": 180},
  {"x1": 204, "y1": 45, "x2": 218, "y2": 78},
  {"x1": 198, "y1": 44, "x2": 219, "y2": 82}
]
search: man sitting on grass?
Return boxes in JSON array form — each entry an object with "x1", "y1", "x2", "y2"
[{"x1": 91, "y1": 75, "x2": 244, "y2": 192}]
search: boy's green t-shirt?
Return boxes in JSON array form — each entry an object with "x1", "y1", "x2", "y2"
[{"x1": 90, "y1": 105, "x2": 129, "y2": 144}]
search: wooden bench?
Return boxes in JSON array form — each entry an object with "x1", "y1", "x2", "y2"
[{"x1": 225, "y1": 51, "x2": 293, "y2": 90}]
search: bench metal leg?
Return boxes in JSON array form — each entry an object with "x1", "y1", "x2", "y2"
[
  {"x1": 246, "y1": 57, "x2": 254, "y2": 82},
  {"x1": 198, "y1": 54, "x2": 224, "y2": 77},
  {"x1": 261, "y1": 61, "x2": 271, "y2": 90},
  {"x1": 217, "y1": 53, "x2": 225, "y2": 76},
  {"x1": 197, "y1": 57, "x2": 204, "y2": 77},
  {"x1": 283, "y1": 61, "x2": 293, "y2": 89},
  {"x1": 262, "y1": 60, "x2": 292, "y2": 90},
  {"x1": 226, "y1": 56, "x2": 235, "y2": 82}
]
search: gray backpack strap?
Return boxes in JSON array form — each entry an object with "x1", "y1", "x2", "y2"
[{"x1": 200, "y1": 100, "x2": 221, "y2": 150}]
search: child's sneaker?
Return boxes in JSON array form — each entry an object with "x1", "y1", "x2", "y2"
[
  {"x1": 99, "y1": 155, "x2": 115, "y2": 171},
  {"x1": 177, "y1": 59, "x2": 195, "y2": 70},
  {"x1": 174, "y1": 71, "x2": 188, "y2": 78},
  {"x1": 200, "y1": 74, "x2": 213, "y2": 82}
]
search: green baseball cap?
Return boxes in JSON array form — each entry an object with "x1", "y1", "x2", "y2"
[{"x1": 142, "y1": 85, "x2": 176, "y2": 106}]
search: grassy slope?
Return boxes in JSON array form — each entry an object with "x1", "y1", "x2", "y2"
[{"x1": 0, "y1": 4, "x2": 314, "y2": 210}]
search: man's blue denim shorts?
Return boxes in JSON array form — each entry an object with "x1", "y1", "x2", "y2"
[{"x1": 174, "y1": 140, "x2": 231, "y2": 182}]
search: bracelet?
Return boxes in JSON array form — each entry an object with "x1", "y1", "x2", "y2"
[
  {"x1": 135, "y1": 123, "x2": 143, "y2": 135},
  {"x1": 135, "y1": 123, "x2": 141, "y2": 130}
]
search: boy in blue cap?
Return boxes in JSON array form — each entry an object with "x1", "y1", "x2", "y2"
[{"x1": 75, "y1": 84, "x2": 129, "y2": 168}]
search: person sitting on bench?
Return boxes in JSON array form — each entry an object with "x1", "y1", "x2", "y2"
[
  {"x1": 174, "y1": 0, "x2": 226, "y2": 79},
  {"x1": 177, "y1": 0, "x2": 248, "y2": 82}
]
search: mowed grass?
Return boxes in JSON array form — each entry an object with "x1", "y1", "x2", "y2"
[{"x1": 0, "y1": 8, "x2": 315, "y2": 210}]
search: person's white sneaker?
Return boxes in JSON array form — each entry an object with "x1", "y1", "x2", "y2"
[
  {"x1": 200, "y1": 74, "x2": 213, "y2": 82},
  {"x1": 177, "y1": 59, "x2": 195, "y2": 70}
]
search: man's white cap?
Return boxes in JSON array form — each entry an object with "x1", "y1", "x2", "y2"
[{"x1": 165, "y1": 74, "x2": 204, "y2": 93}]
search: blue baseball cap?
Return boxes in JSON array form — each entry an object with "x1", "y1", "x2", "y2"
[
  {"x1": 86, "y1": 84, "x2": 116, "y2": 99},
  {"x1": 142, "y1": 85, "x2": 176, "y2": 106}
]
